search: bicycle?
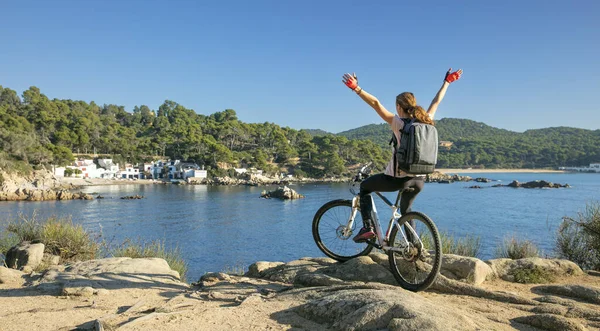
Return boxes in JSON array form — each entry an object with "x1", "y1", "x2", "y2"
[{"x1": 312, "y1": 163, "x2": 442, "y2": 292}]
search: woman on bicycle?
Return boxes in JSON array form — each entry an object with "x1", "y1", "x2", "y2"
[{"x1": 342, "y1": 68, "x2": 463, "y2": 242}]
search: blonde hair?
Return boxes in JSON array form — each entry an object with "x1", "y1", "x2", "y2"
[{"x1": 396, "y1": 92, "x2": 434, "y2": 125}]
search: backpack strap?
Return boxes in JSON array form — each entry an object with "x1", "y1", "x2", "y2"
[{"x1": 401, "y1": 118, "x2": 416, "y2": 133}]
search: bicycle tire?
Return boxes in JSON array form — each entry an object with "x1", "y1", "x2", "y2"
[
  {"x1": 388, "y1": 211, "x2": 441, "y2": 292},
  {"x1": 312, "y1": 199, "x2": 373, "y2": 262}
]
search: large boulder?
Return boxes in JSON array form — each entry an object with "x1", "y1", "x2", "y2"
[
  {"x1": 294, "y1": 285, "x2": 483, "y2": 330},
  {"x1": 5, "y1": 241, "x2": 45, "y2": 271},
  {"x1": 440, "y1": 254, "x2": 494, "y2": 285},
  {"x1": 486, "y1": 258, "x2": 583, "y2": 282},
  {"x1": 322, "y1": 255, "x2": 397, "y2": 285}
]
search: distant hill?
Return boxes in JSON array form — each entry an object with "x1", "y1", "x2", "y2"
[
  {"x1": 337, "y1": 118, "x2": 600, "y2": 168},
  {"x1": 302, "y1": 129, "x2": 332, "y2": 137}
]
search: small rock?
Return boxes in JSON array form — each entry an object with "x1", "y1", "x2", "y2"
[
  {"x1": 468, "y1": 185, "x2": 482, "y2": 189},
  {"x1": 246, "y1": 261, "x2": 285, "y2": 278},
  {"x1": 0, "y1": 266, "x2": 25, "y2": 285},
  {"x1": 43, "y1": 253, "x2": 60, "y2": 266},
  {"x1": 239, "y1": 294, "x2": 264, "y2": 306},
  {"x1": 200, "y1": 272, "x2": 232, "y2": 283},
  {"x1": 120, "y1": 195, "x2": 144, "y2": 199},
  {"x1": 63, "y1": 286, "x2": 95, "y2": 298},
  {"x1": 441, "y1": 254, "x2": 494, "y2": 285}
]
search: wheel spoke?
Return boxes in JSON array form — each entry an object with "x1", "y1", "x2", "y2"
[
  {"x1": 313, "y1": 200, "x2": 372, "y2": 261},
  {"x1": 388, "y1": 212, "x2": 441, "y2": 292}
]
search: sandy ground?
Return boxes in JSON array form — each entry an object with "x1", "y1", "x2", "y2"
[
  {"x1": 1, "y1": 272, "x2": 599, "y2": 331},
  {"x1": 437, "y1": 168, "x2": 566, "y2": 174}
]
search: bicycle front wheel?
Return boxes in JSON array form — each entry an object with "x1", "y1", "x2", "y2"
[
  {"x1": 312, "y1": 199, "x2": 373, "y2": 262},
  {"x1": 388, "y1": 211, "x2": 441, "y2": 292}
]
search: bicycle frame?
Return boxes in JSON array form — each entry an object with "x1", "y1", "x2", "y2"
[{"x1": 349, "y1": 191, "x2": 421, "y2": 253}]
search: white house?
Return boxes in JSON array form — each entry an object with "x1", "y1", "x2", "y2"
[
  {"x1": 120, "y1": 164, "x2": 140, "y2": 179},
  {"x1": 151, "y1": 159, "x2": 183, "y2": 179},
  {"x1": 559, "y1": 163, "x2": 600, "y2": 173},
  {"x1": 185, "y1": 169, "x2": 207, "y2": 179},
  {"x1": 70, "y1": 159, "x2": 106, "y2": 178},
  {"x1": 97, "y1": 159, "x2": 119, "y2": 178}
]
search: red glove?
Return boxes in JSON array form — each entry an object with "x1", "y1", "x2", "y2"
[
  {"x1": 444, "y1": 68, "x2": 463, "y2": 83},
  {"x1": 342, "y1": 73, "x2": 358, "y2": 90}
]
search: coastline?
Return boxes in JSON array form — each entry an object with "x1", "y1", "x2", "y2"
[
  {"x1": 58, "y1": 169, "x2": 570, "y2": 188},
  {"x1": 436, "y1": 168, "x2": 567, "y2": 174}
]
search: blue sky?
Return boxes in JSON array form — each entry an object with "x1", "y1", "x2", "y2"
[{"x1": 1, "y1": 0, "x2": 598, "y2": 133}]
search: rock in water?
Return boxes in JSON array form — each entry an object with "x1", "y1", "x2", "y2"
[
  {"x1": 120, "y1": 194, "x2": 144, "y2": 199},
  {"x1": 260, "y1": 186, "x2": 304, "y2": 200},
  {"x1": 504, "y1": 180, "x2": 569, "y2": 189}
]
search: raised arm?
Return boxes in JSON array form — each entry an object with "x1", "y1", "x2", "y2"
[
  {"x1": 427, "y1": 68, "x2": 463, "y2": 120},
  {"x1": 342, "y1": 73, "x2": 394, "y2": 124}
]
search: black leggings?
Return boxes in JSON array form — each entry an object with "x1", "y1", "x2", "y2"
[{"x1": 359, "y1": 173, "x2": 424, "y2": 227}]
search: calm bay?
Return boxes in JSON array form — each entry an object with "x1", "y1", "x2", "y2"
[{"x1": 1, "y1": 172, "x2": 598, "y2": 279}]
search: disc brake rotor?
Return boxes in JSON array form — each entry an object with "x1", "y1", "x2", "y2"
[{"x1": 336, "y1": 225, "x2": 352, "y2": 240}]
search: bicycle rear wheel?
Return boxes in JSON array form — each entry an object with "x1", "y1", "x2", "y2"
[
  {"x1": 312, "y1": 199, "x2": 373, "y2": 262},
  {"x1": 388, "y1": 211, "x2": 441, "y2": 292}
]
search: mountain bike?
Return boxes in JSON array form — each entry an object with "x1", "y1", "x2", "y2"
[{"x1": 312, "y1": 163, "x2": 442, "y2": 291}]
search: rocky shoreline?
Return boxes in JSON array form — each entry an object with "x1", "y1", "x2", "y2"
[{"x1": 0, "y1": 170, "x2": 571, "y2": 203}]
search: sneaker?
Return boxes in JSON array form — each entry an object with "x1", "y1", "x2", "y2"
[{"x1": 353, "y1": 227, "x2": 376, "y2": 243}]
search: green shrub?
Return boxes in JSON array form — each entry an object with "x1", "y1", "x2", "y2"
[
  {"x1": 4, "y1": 213, "x2": 98, "y2": 262},
  {"x1": 0, "y1": 232, "x2": 19, "y2": 264},
  {"x1": 556, "y1": 202, "x2": 600, "y2": 270},
  {"x1": 41, "y1": 217, "x2": 98, "y2": 261},
  {"x1": 495, "y1": 236, "x2": 539, "y2": 259},
  {"x1": 512, "y1": 266, "x2": 556, "y2": 284},
  {"x1": 112, "y1": 239, "x2": 188, "y2": 282},
  {"x1": 425, "y1": 231, "x2": 482, "y2": 258}
]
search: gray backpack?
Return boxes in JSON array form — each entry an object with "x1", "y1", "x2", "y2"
[{"x1": 390, "y1": 119, "x2": 439, "y2": 175}]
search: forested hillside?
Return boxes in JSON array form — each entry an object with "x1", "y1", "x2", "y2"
[
  {"x1": 0, "y1": 85, "x2": 388, "y2": 178},
  {"x1": 1, "y1": 84, "x2": 597, "y2": 176},
  {"x1": 339, "y1": 118, "x2": 600, "y2": 168}
]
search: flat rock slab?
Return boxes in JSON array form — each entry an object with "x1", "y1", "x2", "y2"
[
  {"x1": 486, "y1": 258, "x2": 583, "y2": 281},
  {"x1": 35, "y1": 257, "x2": 187, "y2": 295},
  {"x1": 532, "y1": 284, "x2": 600, "y2": 304}
]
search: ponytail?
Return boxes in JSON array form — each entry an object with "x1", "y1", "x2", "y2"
[{"x1": 407, "y1": 106, "x2": 434, "y2": 125}]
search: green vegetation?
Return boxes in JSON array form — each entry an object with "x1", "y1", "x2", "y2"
[
  {"x1": 0, "y1": 85, "x2": 388, "y2": 178},
  {"x1": 440, "y1": 232, "x2": 482, "y2": 258},
  {"x1": 0, "y1": 213, "x2": 187, "y2": 281},
  {"x1": 112, "y1": 239, "x2": 188, "y2": 282},
  {"x1": 4, "y1": 83, "x2": 597, "y2": 176},
  {"x1": 556, "y1": 202, "x2": 600, "y2": 270},
  {"x1": 422, "y1": 231, "x2": 481, "y2": 258},
  {"x1": 3, "y1": 213, "x2": 98, "y2": 262},
  {"x1": 512, "y1": 266, "x2": 556, "y2": 284},
  {"x1": 495, "y1": 236, "x2": 540, "y2": 259},
  {"x1": 339, "y1": 118, "x2": 600, "y2": 169}
]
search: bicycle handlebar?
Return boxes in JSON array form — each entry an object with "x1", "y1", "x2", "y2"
[{"x1": 353, "y1": 162, "x2": 373, "y2": 182}]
